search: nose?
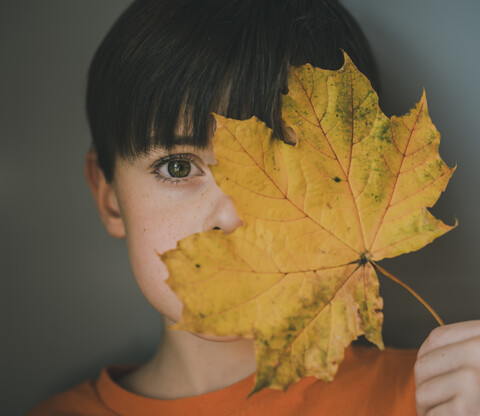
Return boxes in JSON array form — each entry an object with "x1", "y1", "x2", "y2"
[{"x1": 205, "y1": 185, "x2": 243, "y2": 234}]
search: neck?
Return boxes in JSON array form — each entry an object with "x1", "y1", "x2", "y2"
[{"x1": 118, "y1": 316, "x2": 256, "y2": 399}]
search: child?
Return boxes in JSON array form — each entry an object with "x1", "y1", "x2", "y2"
[{"x1": 28, "y1": 0, "x2": 480, "y2": 414}]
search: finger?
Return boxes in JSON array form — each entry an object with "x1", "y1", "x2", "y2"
[
  {"x1": 415, "y1": 335, "x2": 480, "y2": 386},
  {"x1": 418, "y1": 320, "x2": 480, "y2": 358},
  {"x1": 416, "y1": 369, "x2": 468, "y2": 415},
  {"x1": 425, "y1": 399, "x2": 456, "y2": 416},
  {"x1": 426, "y1": 397, "x2": 478, "y2": 416}
]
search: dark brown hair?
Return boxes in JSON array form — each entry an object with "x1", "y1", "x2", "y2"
[{"x1": 86, "y1": 0, "x2": 378, "y2": 181}]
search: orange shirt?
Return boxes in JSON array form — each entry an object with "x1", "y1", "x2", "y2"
[{"x1": 28, "y1": 345, "x2": 418, "y2": 416}]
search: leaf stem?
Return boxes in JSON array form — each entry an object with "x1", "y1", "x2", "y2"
[{"x1": 371, "y1": 261, "x2": 444, "y2": 326}]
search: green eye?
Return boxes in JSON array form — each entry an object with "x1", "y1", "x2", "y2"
[
  {"x1": 167, "y1": 160, "x2": 191, "y2": 177},
  {"x1": 154, "y1": 153, "x2": 204, "y2": 183}
]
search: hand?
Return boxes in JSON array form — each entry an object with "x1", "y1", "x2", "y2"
[{"x1": 415, "y1": 320, "x2": 480, "y2": 415}]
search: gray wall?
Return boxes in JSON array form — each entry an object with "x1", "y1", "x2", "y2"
[{"x1": 1, "y1": 1, "x2": 479, "y2": 415}]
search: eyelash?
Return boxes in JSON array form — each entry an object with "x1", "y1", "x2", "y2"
[{"x1": 151, "y1": 153, "x2": 205, "y2": 184}]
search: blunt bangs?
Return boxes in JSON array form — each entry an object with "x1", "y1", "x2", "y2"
[{"x1": 86, "y1": 0, "x2": 378, "y2": 182}]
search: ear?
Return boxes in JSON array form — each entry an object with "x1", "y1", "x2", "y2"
[{"x1": 84, "y1": 150, "x2": 125, "y2": 239}]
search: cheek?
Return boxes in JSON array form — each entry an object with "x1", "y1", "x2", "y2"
[{"x1": 123, "y1": 198, "x2": 207, "y2": 322}]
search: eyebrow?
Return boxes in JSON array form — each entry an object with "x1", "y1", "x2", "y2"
[
  {"x1": 172, "y1": 135, "x2": 199, "y2": 146},
  {"x1": 145, "y1": 134, "x2": 209, "y2": 158}
]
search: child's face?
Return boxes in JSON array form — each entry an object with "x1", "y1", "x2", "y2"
[{"x1": 109, "y1": 144, "x2": 242, "y2": 323}]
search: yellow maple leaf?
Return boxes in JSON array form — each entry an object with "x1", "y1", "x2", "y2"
[{"x1": 161, "y1": 52, "x2": 456, "y2": 394}]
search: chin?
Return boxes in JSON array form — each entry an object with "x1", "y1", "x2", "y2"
[
  {"x1": 191, "y1": 332, "x2": 246, "y2": 343},
  {"x1": 163, "y1": 315, "x2": 248, "y2": 343}
]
